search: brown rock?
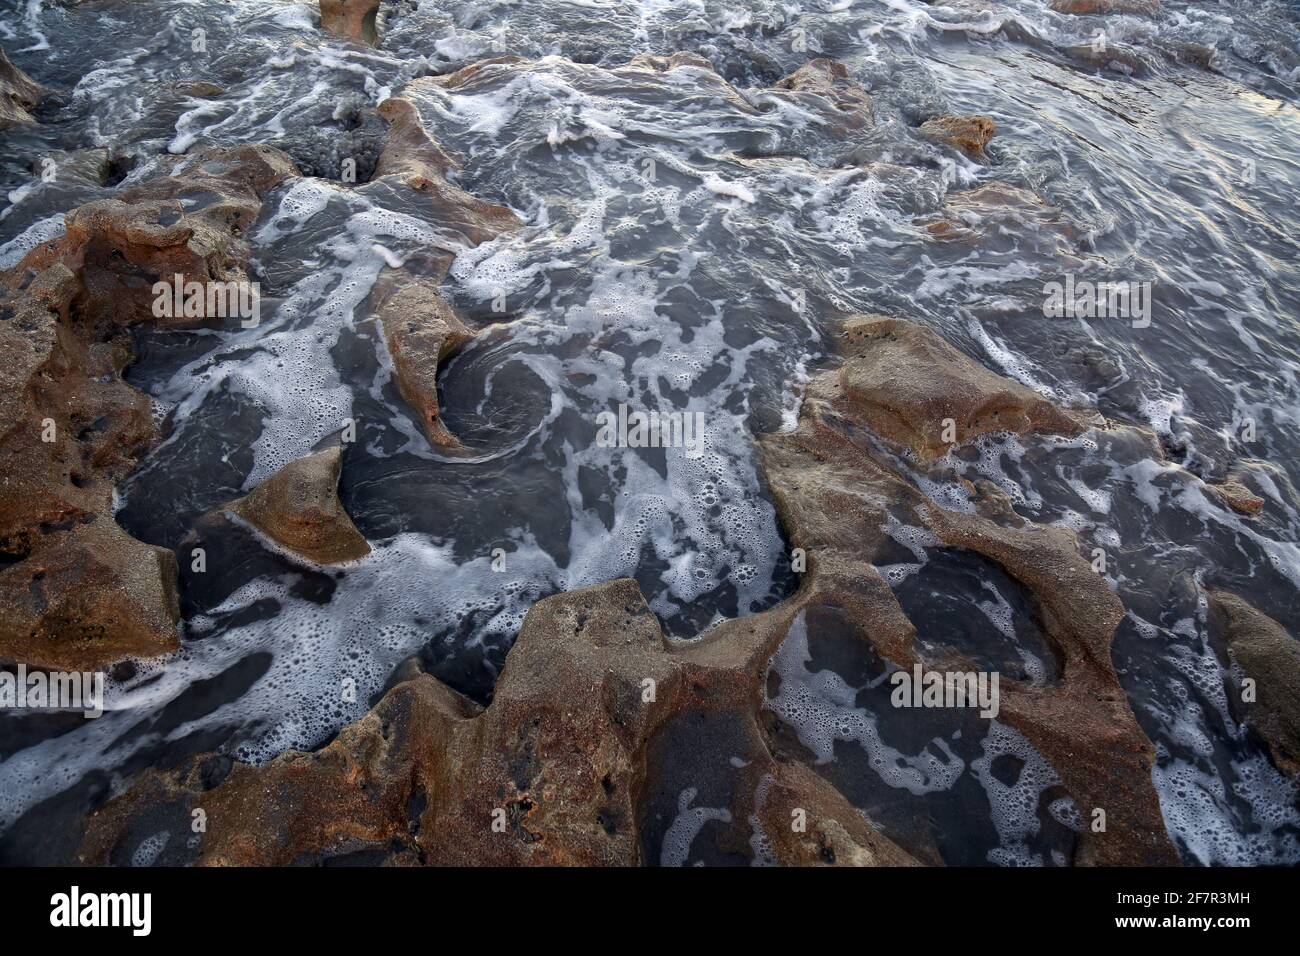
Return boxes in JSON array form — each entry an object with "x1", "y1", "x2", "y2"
[
  {"x1": 1209, "y1": 591, "x2": 1300, "y2": 776},
  {"x1": 0, "y1": 145, "x2": 299, "y2": 671},
  {"x1": 227, "y1": 445, "x2": 370, "y2": 565},
  {"x1": 830, "y1": 315, "x2": 1089, "y2": 460},
  {"x1": 1207, "y1": 479, "x2": 1265, "y2": 516},
  {"x1": 376, "y1": 278, "x2": 474, "y2": 447},
  {"x1": 919, "y1": 114, "x2": 997, "y2": 162},
  {"x1": 0, "y1": 47, "x2": 44, "y2": 129},
  {"x1": 0, "y1": 518, "x2": 179, "y2": 671},
  {"x1": 753, "y1": 316, "x2": 1179, "y2": 865},
  {"x1": 370, "y1": 95, "x2": 522, "y2": 245},
  {"x1": 80, "y1": 579, "x2": 918, "y2": 867},
  {"x1": 319, "y1": 0, "x2": 383, "y2": 45},
  {"x1": 771, "y1": 59, "x2": 874, "y2": 130}
]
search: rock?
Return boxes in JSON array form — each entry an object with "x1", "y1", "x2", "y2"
[
  {"x1": 0, "y1": 145, "x2": 299, "y2": 669},
  {"x1": 1209, "y1": 591, "x2": 1300, "y2": 776},
  {"x1": 0, "y1": 47, "x2": 45, "y2": 129},
  {"x1": 1051, "y1": 0, "x2": 1160, "y2": 14},
  {"x1": 919, "y1": 114, "x2": 997, "y2": 162},
  {"x1": 1206, "y1": 479, "x2": 1264, "y2": 516},
  {"x1": 829, "y1": 315, "x2": 1089, "y2": 460},
  {"x1": 0, "y1": 518, "x2": 180, "y2": 671},
  {"x1": 80, "y1": 578, "x2": 919, "y2": 866},
  {"x1": 369, "y1": 95, "x2": 522, "y2": 245},
  {"x1": 753, "y1": 316, "x2": 1179, "y2": 865},
  {"x1": 376, "y1": 277, "x2": 474, "y2": 448},
  {"x1": 918, "y1": 182, "x2": 1078, "y2": 251},
  {"x1": 59, "y1": 143, "x2": 298, "y2": 328},
  {"x1": 770, "y1": 58, "x2": 874, "y2": 130},
  {"x1": 226, "y1": 445, "x2": 370, "y2": 565},
  {"x1": 319, "y1": 0, "x2": 383, "y2": 45}
]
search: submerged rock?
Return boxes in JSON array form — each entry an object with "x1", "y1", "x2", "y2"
[
  {"x1": 829, "y1": 315, "x2": 1089, "y2": 461},
  {"x1": 1050, "y1": 0, "x2": 1160, "y2": 14},
  {"x1": 226, "y1": 445, "x2": 370, "y2": 565},
  {"x1": 1209, "y1": 591, "x2": 1300, "y2": 777},
  {"x1": 0, "y1": 47, "x2": 45, "y2": 129},
  {"x1": 0, "y1": 519, "x2": 179, "y2": 671},
  {"x1": 369, "y1": 94, "x2": 522, "y2": 244},
  {"x1": 376, "y1": 277, "x2": 474, "y2": 448},
  {"x1": 919, "y1": 114, "x2": 997, "y2": 162},
  {"x1": 770, "y1": 58, "x2": 874, "y2": 130},
  {"x1": 1206, "y1": 479, "x2": 1265, "y2": 516}
]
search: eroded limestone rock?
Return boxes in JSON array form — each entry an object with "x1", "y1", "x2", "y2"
[
  {"x1": 828, "y1": 315, "x2": 1090, "y2": 461},
  {"x1": 227, "y1": 445, "x2": 370, "y2": 565},
  {"x1": 320, "y1": 0, "x2": 383, "y2": 46},
  {"x1": 770, "y1": 58, "x2": 874, "y2": 130},
  {"x1": 0, "y1": 518, "x2": 179, "y2": 670},
  {"x1": 0, "y1": 145, "x2": 299, "y2": 670},
  {"x1": 0, "y1": 47, "x2": 44, "y2": 129},
  {"x1": 1209, "y1": 591, "x2": 1300, "y2": 776},
  {"x1": 376, "y1": 278, "x2": 474, "y2": 448},
  {"x1": 919, "y1": 114, "x2": 997, "y2": 162},
  {"x1": 369, "y1": 94, "x2": 522, "y2": 244},
  {"x1": 1051, "y1": 0, "x2": 1160, "y2": 14},
  {"x1": 79, "y1": 579, "x2": 919, "y2": 866}
]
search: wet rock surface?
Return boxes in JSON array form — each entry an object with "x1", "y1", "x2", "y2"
[
  {"x1": 2, "y1": 0, "x2": 1299, "y2": 868},
  {"x1": 1210, "y1": 592, "x2": 1300, "y2": 777},
  {"x1": 0, "y1": 47, "x2": 44, "y2": 129},
  {"x1": 225, "y1": 444, "x2": 370, "y2": 565}
]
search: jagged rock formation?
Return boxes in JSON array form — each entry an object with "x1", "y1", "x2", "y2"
[
  {"x1": 0, "y1": 47, "x2": 44, "y2": 129},
  {"x1": 825, "y1": 315, "x2": 1090, "y2": 460},
  {"x1": 376, "y1": 277, "x2": 474, "y2": 448},
  {"x1": 1209, "y1": 591, "x2": 1300, "y2": 776},
  {"x1": 754, "y1": 316, "x2": 1178, "y2": 865},
  {"x1": 0, "y1": 145, "x2": 299, "y2": 670},
  {"x1": 78, "y1": 310, "x2": 1184, "y2": 866},
  {"x1": 919, "y1": 114, "x2": 997, "y2": 162},
  {"x1": 79, "y1": 579, "x2": 919, "y2": 866},
  {"x1": 226, "y1": 444, "x2": 370, "y2": 565},
  {"x1": 319, "y1": 0, "x2": 383, "y2": 46}
]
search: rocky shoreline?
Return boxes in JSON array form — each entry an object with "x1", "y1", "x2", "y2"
[{"x1": 1, "y1": 1, "x2": 1297, "y2": 866}]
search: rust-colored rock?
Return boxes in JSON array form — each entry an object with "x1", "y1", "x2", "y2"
[
  {"x1": 829, "y1": 315, "x2": 1089, "y2": 461},
  {"x1": 370, "y1": 95, "x2": 522, "y2": 245},
  {"x1": 771, "y1": 58, "x2": 874, "y2": 130},
  {"x1": 319, "y1": 0, "x2": 383, "y2": 45},
  {"x1": 0, "y1": 47, "x2": 44, "y2": 129},
  {"x1": 376, "y1": 278, "x2": 474, "y2": 447},
  {"x1": 1207, "y1": 479, "x2": 1265, "y2": 516},
  {"x1": 0, "y1": 518, "x2": 179, "y2": 671},
  {"x1": 752, "y1": 316, "x2": 1179, "y2": 865},
  {"x1": 227, "y1": 445, "x2": 370, "y2": 565},
  {"x1": 80, "y1": 578, "x2": 919, "y2": 866},
  {"x1": 919, "y1": 114, "x2": 997, "y2": 162},
  {"x1": 1209, "y1": 591, "x2": 1300, "y2": 777},
  {"x1": 0, "y1": 145, "x2": 299, "y2": 670}
]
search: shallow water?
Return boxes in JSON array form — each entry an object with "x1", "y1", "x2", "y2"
[{"x1": 1, "y1": 0, "x2": 1298, "y2": 865}]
